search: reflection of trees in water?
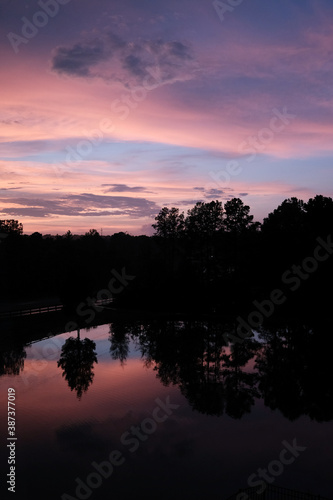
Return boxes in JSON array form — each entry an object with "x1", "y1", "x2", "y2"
[
  {"x1": 170, "y1": 322, "x2": 259, "y2": 418},
  {"x1": 177, "y1": 327, "x2": 260, "y2": 418},
  {"x1": 109, "y1": 320, "x2": 260, "y2": 418},
  {"x1": 256, "y1": 322, "x2": 333, "y2": 422},
  {"x1": 109, "y1": 318, "x2": 333, "y2": 422},
  {"x1": 57, "y1": 331, "x2": 98, "y2": 400},
  {"x1": 109, "y1": 322, "x2": 133, "y2": 366},
  {"x1": 222, "y1": 341, "x2": 260, "y2": 419},
  {"x1": 0, "y1": 343, "x2": 26, "y2": 376}
]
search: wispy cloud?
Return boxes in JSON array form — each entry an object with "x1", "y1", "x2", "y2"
[
  {"x1": 101, "y1": 183, "x2": 150, "y2": 193},
  {"x1": 191, "y1": 186, "x2": 237, "y2": 201}
]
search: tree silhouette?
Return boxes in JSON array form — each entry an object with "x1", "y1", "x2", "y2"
[
  {"x1": 223, "y1": 198, "x2": 255, "y2": 232},
  {"x1": 185, "y1": 200, "x2": 224, "y2": 236},
  {"x1": 0, "y1": 219, "x2": 23, "y2": 235},
  {"x1": 304, "y1": 194, "x2": 333, "y2": 235},
  {"x1": 152, "y1": 207, "x2": 185, "y2": 238},
  {"x1": 84, "y1": 228, "x2": 100, "y2": 238},
  {"x1": 57, "y1": 333, "x2": 98, "y2": 400},
  {"x1": 262, "y1": 197, "x2": 306, "y2": 234},
  {"x1": 63, "y1": 230, "x2": 73, "y2": 240}
]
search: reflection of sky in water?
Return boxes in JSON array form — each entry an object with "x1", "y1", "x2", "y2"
[
  {"x1": 26, "y1": 324, "x2": 143, "y2": 360},
  {"x1": 0, "y1": 323, "x2": 332, "y2": 500}
]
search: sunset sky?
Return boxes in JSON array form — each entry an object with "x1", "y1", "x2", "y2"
[{"x1": 1, "y1": 0, "x2": 332, "y2": 235}]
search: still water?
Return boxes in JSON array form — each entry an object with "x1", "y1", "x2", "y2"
[{"x1": 0, "y1": 319, "x2": 332, "y2": 499}]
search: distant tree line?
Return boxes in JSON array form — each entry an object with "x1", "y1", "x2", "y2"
[{"x1": 1, "y1": 195, "x2": 332, "y2": 317}]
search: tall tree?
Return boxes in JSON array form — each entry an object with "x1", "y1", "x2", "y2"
[
  {"x1": 185, "y1": 200, "x2": 224, "y2": 236},
  {"x1": 304, "y1": 195, "x2": 333, "y2": 235},
  {"x1": 223, "y1": 198, "x2": 255, "y2": 232},
  {"x1": 262, "y1": 197, "x2": 306, "y2": 234},
  {"x1": 152, "y1": 207, "x2": 185, "y2": 237}
]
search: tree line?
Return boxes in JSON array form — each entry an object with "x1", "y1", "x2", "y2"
[
  {"x1": 1, "y1": 195, "x2": 332, "y2": 317},
  {"x1": 152, "y1": 195, "x2": 333, "y2": 238}
]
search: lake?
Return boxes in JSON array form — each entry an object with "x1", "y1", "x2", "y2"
[{"x1": 0, "y1": 318, "x2": 332, "y2": 500}]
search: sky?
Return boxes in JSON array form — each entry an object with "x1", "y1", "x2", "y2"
[{"x1": 0, "y1": 0, "x2": 332, "y2": 235}]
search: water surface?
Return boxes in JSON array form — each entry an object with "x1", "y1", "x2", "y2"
[{"x1": 0, "y1": 319, "x2": 332, "y2": 499}]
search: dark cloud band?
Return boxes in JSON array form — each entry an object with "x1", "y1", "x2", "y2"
[
  {"x1": 0, "y1": 193, "x2": 158, "y2": 218},
  {"x1": 51, "y1": 32, "x2": 195, "y2": 86}
]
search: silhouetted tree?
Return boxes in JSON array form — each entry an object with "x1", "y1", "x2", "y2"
[
  {"x1": 84, "y1": 229, "x2": 100, "y2": 238},
  {"x1": 0, "y1": 219, "x2": 23, "y2": 235},
  {"x1": 185, "y1": 200, "x2": 224, "y2": 236},
  {"x1": 304, "y1": 195, "x2": 333, "y2": 235},
  {"x1": 63, "y1": 230, "x2": 73, "y2": 239},
  {"x1": 152, "y1": 207, "x2": 185, "y2": 237},
  {"x1": 223, "y1": 198, "x2": 256, "y2": 232},
  {"x1": 262, "y1": 197, "x2": 306, "y2": 234}
]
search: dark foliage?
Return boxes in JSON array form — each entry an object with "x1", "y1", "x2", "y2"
[{"x1": 0, "y1": 195, "x2": 332, "y2": 316}]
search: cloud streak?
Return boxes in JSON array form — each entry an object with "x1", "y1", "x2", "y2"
[
  {"x1": 101, "y1": 184, "x2": 150, "y2": 193},
  {"x1": 0, "y1": 193, "x2": 159, "y2": 218}
]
